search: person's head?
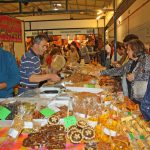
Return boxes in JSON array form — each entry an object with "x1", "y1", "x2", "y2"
[
  {"x1": 32, "y1": 35, "x2": 48, "y2": 56},
  {"x1": 50, "y1": 47, "x2": 61, "y2": 56},
  {"x1": 127, "y1": 39, "x2": 146, "y2": 59},
  {"x1": 70, "y1": 45, "x2": 76, "y2": 52},
  {"x1": 123, "y1": 34, "x2": 139, "y2": 48},
  {"x1": 116, "y1": 42, "x2": 125, "y2": 56},
  {"x1": 71, "y1": 41, "x2": 77, "y2": 48},
  {"x1": 87, "y1": 38, "x2": 95, "y2": 46}
]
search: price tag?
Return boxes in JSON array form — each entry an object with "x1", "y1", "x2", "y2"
[
  {"x1": 8, "y1": 128, "x2": 19, "y2": 138},
  {"x1": 24, "y1": 122, "x2": 33, "y2": 129},
  {"x1": 0, "y1": 106, "x2": 11, "y2": 120},
  {"x1": 87, "y1": 84, "x2": 95, "y2": 88},
  {"x1": 129, "y1": 133, "x2": 134, "y2": 140},
  {"x1": 139, "y1": 135, "x2": 145, "y2": 140},
  {"x1": 64, "y1": 116, "x2": 77, "y2": 129},
  {"x1": 128, "y1": 112, "x2": 132, "y2": 115},
  {"x1": 40, "y1": 107, "x2": 55, "y2": 118}
]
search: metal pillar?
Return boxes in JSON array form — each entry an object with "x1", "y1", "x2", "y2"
[
  {"x1": 19, "y1": 1, "x2": 22, "y2": 13},
  {"x1": 113, "y1": 0, "x2": 117, "y2": 61},
  {"x1": 104, "y1": 17, "x2": 106, "y2": 50},
  {"x1": 66, "y1": 0, "x2": 68, "y2": 11}
]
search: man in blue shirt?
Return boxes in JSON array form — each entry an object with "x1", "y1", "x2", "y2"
[
  {"x1": 0, "y1": 43, "x2": 20, "y2": 98},
  {"x1": 19, "y1": 35, "x2": 60, "y2": 93}
]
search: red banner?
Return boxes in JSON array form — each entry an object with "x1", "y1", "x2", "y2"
[{"x1": 0, "y1": 15, "x2": 22, "y2": 42}]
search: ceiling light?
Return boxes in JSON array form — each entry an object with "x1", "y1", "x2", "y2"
[
  {"x1": 57, "y1": 4, "x2": 62, "y2": 7},
  {"x1": 54, "y1": 7, "x2": 58, "y2": 10},
  {"x1": 53, "y1": 4, "x2": 59, "y2": 10},
  {"x1": 97, "y1": 10, "x2": 103, "y2": 15}
]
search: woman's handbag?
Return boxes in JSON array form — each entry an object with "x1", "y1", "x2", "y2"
[{"x1": 132, "y1": 81, "x2": 148, "y2": 100}]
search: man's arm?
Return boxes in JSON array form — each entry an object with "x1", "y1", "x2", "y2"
[
  {"x1": 0, "y1": 82, "x2": 7, "y2": 89},
  {"x1": 5, "y1": 54, "x2": 20, "y2": 89},
  {"x1": 29, "y1": 73, "x2": 60, "y2": 83}
]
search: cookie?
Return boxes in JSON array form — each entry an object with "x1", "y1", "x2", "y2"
[
  {"x1": 70, "y1": 131, "x2": 82, "y2": 143},
  {"x1": 48, "y1": 115, "x2": 59, "y2": 125},
  {"x1": 82, "y1": 127, "x2": 95, "y2": 140},
  {"x1": 77, "y1": 120, "x2": 88, "y2": 128}
]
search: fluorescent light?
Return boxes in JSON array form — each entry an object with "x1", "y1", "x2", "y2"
[
  {"x1": 96, "y1": 15, "x2": 102, "y2": 20},
  {"x1": 54, "y1": 7, "x2": 58, "y2": 10},
  {"x1": 57, "y1": 3, "x2": 62, "y2": 7}
]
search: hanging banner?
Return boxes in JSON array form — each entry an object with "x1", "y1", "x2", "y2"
[{"x1": 0, "y1": 15, "x2": 22, "y2": 42}]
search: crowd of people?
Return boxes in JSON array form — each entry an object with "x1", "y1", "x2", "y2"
[{"x1": 0, "y1": 33, "x2": 150, "y2": 120}]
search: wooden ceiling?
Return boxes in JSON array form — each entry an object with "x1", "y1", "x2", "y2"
[{"x1": 0, "y1": 0, "x2": 113, "y2": 19}]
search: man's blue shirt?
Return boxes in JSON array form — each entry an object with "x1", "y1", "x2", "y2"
[
  {"x1": 0, "y1": 48, "x2": 20, "y2": 98},
  {"x1": 19, "y1": 48, "x2": 41, "y2": 88}
]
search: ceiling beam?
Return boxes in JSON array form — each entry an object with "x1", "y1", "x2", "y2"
[
  {"x1": 0, "y1": 0, "x2": 66, "y2": 3},
  {"x1": 0, "y1": 9, "x2": 97, "y2": 15},
  {"x1": 106, "y1": 0, "x2": 136, "y2": 28}
]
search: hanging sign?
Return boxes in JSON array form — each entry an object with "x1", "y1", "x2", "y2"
[{"x1": 0, "y1": 15, "x2": 22, "y2": 42}]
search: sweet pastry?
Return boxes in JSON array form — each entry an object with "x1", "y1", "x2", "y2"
[
  {"x1": 77, "y1": 120, "x2": 88, "y2": 128},
  {"x1": 48, "y1": 115, "x2": 59, "y2": 125},
  {"x1": 112, "y1": 135, "x2": 130, "y2": 150},
  {"x1": 97, "y1": 141, "x2": 111, "y2": 150},
  {"x1": 70, "y1": 131, "x2": 82, "y2": 143},
  {"x1": 84, "y1": 141, "x2": 97, "y2": 150},
  {"x1": 23, "y1": 124, "x2": 66, "y2": 149},
  {"x1": 69, "y1": 125, "x2": 78, "y2": 131},
  {"x1": 67, "y1": 125, "x2": 79, "y2": 139},
  {"x1": 82, "y1": 127, "x2": 95, "y2": 140},
  {"x1": 58, "y1": 125, "x2": 65, "y2": 132}
]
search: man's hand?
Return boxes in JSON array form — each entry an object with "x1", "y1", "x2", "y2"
[
  {"x1": 126, "y1": 73, "x2": 135, "y2": 82},
  {"x1": 0, "y1": 82, "x2": 7, "y2": 89}
]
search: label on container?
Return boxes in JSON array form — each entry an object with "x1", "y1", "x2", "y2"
[
  {"x1": 103, "y1": 127, "x2": 117, "y2": 137},
  {"x1": 64, "y1": 116, "x2": 77, "y2": 129},
  {"x1": 129, "y1": 133, "x2": 134, "y2": 140},
  {"x1": 24, "y1": 122, "x2": 33, "y2": 129},
  {"x1": 0, "y1": 106, "x2": 11, "y2": 120},
  {"x1": 8, "y1": 128, "x2": 19, "y2": 138},
  {"x1": 84, "y1": 84, "x2": 95, "y2": 88},
  {"x1": 40, "y1": 107, "x2": 55, "y2": 118},
  {"x1": 139, "y1": 135, "x2": 145, "y2": 139}
]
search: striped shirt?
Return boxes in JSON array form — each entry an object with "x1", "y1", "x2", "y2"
[{"x1": 19, "y1": 48, "x2": 41, "y2": 88}]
